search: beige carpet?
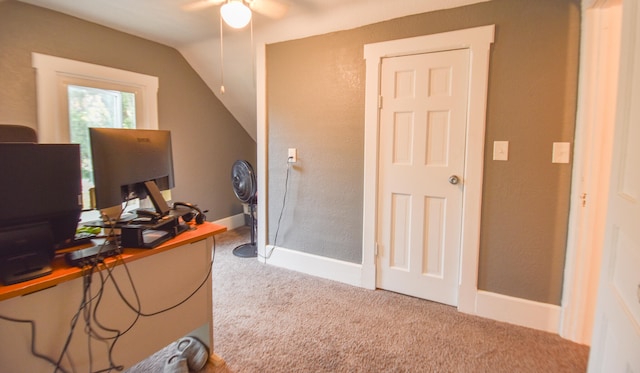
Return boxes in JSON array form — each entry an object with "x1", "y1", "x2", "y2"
[{"x1": 128, "y1": 226, "x2": 589, "y2": 372}]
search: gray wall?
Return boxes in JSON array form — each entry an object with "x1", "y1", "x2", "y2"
[
  {"x1": 267, "y1": 0, "x2": 580, "y2": 305},
  {"x1": 0, "y1": 0, "x2": 256, "y2": 220}
]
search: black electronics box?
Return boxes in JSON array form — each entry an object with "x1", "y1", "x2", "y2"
[
  {"x1": 65, "y1": 243, "x2": 119, "y2": 267},
  {"x1": 120, "y1": 215, "x2": 180, "y2": 248}
]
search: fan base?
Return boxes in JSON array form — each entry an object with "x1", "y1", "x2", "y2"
[{"x1": 232, "y1": 243, "x2": 257, "y2": 258}]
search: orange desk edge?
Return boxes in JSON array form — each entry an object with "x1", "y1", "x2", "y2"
[{"x1": 0, "y1": 222, "x2": 226, "y2": 301}]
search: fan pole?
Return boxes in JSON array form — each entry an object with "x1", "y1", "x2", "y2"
[
  {"x1": 233, "y1": 201, "x2": 257, "y2": 257},
  {"x1": 231, "y1": 160, "x2": 257, "y2": 258}
]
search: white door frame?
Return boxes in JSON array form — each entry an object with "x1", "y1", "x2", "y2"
[
  {"x1": 561, "y1": 0, "x2": 622, "y2": 345},
  {"x1": 362, "y1": 25, "x2": 495, "y2": 313},
  {"x1": 587, "y1": 0, "x2": 640, "y2": 368}
]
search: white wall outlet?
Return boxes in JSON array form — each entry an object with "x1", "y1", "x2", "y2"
[
  {"x1": 552, "y1": 142, "x2": 571, "y2": 164},
  {"x1": 493, "y1": 141, "x2": 509, "y2": 161},
  {"x1": 288, "y1": 148, "x2": 297, "y2": 163}
]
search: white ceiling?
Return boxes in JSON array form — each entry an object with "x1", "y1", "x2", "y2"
[
  {"x1": 18, "y1": 0, "x2": 489, "y2": 140},
  {"x1": 17, "y1": 0, "x2": 356, "y2": 47}
]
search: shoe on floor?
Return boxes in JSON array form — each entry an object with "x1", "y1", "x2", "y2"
[
  {"x1": 176, "y1": 336, "x2": 209, "y2": 371},
  {"x1": 164, "y1": 355, "x2": 188, "y2": 373}
]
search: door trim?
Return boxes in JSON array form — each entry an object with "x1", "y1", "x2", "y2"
[
  {"x1": 362, "y1": 25, "x2": 495, "y2": 313},
  {"x1": 560, "y1": 0, "x2": 622, "y2": 345}
]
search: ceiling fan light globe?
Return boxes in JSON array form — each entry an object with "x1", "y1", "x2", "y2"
[{"x1": 221, "y1": 1, "x2": 252, "y2": 29}]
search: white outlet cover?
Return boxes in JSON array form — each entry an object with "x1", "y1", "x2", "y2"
[
  {"x1": 493, "y1": 141, "x2": 509, "y2": 161},
  {"x1": 552, "y1": 142, "x2": 571, "y2": 164},
  {"x1": 288, "y1": 148, "x2": 297, "y2": 163}
]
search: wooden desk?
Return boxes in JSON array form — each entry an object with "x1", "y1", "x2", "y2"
[{"x1": 0, "y1": 222, "x2": 226, "y2": 372}]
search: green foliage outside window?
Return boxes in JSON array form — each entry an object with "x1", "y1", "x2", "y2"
[{"x1": 68, "y1": 85, "x2": 136, "y2": 209}]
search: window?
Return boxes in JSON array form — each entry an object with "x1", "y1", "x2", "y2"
[
  {"x1": 32, "y1": 53, "x2": 159, "y2": 212},
  {"x1": 68, "y1": 85, "x2": 136, "y2": 208}
]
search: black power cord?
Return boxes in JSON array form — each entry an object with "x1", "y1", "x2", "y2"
[
  {"x1": 1, "y1": 203, "x2": 216, "y2": 372},
  {"x1": 0, "y1": 315, "x2": 71, "y2": 373},
  {"x1": 104, "y1": 235, "x2": 216, "y2": 318}
]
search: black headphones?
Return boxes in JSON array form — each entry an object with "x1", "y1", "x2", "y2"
[{"x1": 173, "y1": 202, "x2": 206, "y2": 225}]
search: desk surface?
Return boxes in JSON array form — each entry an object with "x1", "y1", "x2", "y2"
[{"x1": 0, "y1": 222, "x2": 226, "y2": 301}]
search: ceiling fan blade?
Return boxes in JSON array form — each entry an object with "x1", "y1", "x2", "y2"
[
  {"x1": 250, "y1": 0, "x2": 288, "y2": 19},
  {"x1": 182, "y1": 0, "x2": 225, "y2": 12}
]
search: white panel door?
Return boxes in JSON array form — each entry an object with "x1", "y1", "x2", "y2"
[
  {"x1": 588, "y1": 0, "x2": 640, "y2": 370},
  {"x1": 376, "y1": 49, "x2": 469, "y2": 306}
]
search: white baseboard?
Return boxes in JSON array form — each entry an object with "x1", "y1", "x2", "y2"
[
  {"x1": 212, "y1": 213, "x2": 245, "y2": 231},
  {"x1": 265, "y1": 246, "x2": 364, "y2": 287},
  {"x1": 258, "y1": 242, "x2": 561, "y2": 335},
  {"x1": 475, "y1": 290, "x2": 561, "y2": 333}
]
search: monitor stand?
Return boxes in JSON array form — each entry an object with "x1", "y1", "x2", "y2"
[
  {"x1": 144, "y1": 180, "x2": 171, "y2": 217},
  {"x1": 83, "y1": 213, "x2": 136, "y2": 228},
  {"x1": 84, "y1": 180, "x2": 169, "y2": 228}
]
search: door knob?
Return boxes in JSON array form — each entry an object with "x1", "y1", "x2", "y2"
[{"x1": 448, "y1": 175, "x2": 459, "y2": 185}]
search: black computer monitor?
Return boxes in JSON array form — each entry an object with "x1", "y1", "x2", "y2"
[
  {"x1": 0, "y1": 143, "x2": 82, "y2": 285},
  {"x1": 89, "y1": 128, "x2": 175, "y2": 217}
]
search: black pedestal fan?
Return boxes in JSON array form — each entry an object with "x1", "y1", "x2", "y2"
[{"x1": 231, "y1": 160, "x2": 257, "y2": 258}]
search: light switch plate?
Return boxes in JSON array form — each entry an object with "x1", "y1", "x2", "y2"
[
  {"x1": 552, "y1": 142, "x2": 571, "y2": 164},
  {"x1": 493, "y1": 141, "x2": 509, "y2": 161}
]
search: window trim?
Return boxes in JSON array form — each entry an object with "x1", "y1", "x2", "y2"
[{"x1": 32, "y1": 52, "x2": 159, "y2": 143}]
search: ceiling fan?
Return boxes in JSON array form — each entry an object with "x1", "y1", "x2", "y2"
[{"x1": 183, "y1": 0, "x2": 288, "y2": 28}]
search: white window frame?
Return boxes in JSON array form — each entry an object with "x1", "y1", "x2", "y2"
[{"x1": 31, "y1": 52, "x2": 159, "y2": 143}]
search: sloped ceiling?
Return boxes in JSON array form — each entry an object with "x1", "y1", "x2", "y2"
[{"x1": 18, "y1": 0, "x2": 490, "y2": 140}]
